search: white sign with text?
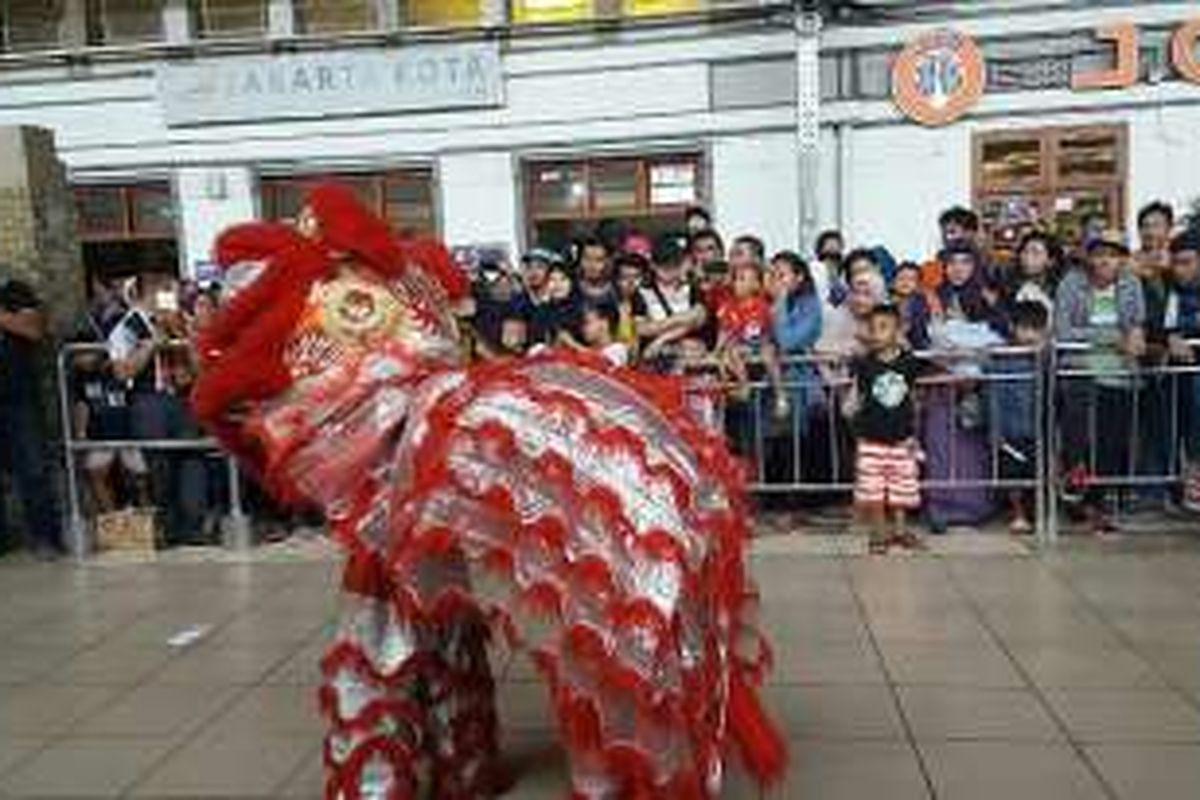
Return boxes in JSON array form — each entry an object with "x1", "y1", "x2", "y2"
[{"x1": 158, "y1": 42, "x2": 503, "y2": 126}]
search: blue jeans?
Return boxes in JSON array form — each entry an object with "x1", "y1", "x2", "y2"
[
  {"x1": 1175, "y1": 373, "x2": 1200, "y2": 463},
  {"x1": 0, "y1": 397, "x2": 62, "y2": 552},
  {"x1": 131, "y1": 392, "x2": 209, "y2": 545}
]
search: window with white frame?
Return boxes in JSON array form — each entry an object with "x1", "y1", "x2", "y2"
[
  {"x1": 88, "y1": 0, "x2": 163, "y2": 44},
  {"x1": 261, "y1": 171, "x2": 438, "y2": 236},
  {"x1": 294, "y1": 0, "x2": 377, "y2": 34},
  {"x1": 193, "y1": 0, "x2": 267, "y2": 37},
  {"x1": 0, "y1": 0, "x2": 64, "y2": 51},
  {"x1": 524, "y1": 153, "x2": 704, "y2": 251}
]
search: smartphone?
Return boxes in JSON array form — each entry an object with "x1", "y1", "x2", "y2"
[{"x1": 155, "y1": 290, "x2": 179, "y2": 313}]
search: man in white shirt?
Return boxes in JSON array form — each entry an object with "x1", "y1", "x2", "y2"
[{"x1": 639, "y1": 235, "x2": 706, "y2": 365}]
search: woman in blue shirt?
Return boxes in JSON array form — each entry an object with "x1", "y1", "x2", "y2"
[{"x1": 764, "y1": 251, "x2": 823, "y2": 491}]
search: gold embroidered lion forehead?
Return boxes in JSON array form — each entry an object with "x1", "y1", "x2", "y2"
[{"x1": 284, "y1": 262, "x2": 462, "y2": 381}]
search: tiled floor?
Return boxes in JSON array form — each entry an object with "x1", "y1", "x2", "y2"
[{"x1": 2, "y1": 536, "x2": 1200, "y2": 799}]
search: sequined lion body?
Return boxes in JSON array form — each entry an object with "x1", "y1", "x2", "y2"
[{"x1": 192, "y1": 185, "x2": 784, "y2": 800}]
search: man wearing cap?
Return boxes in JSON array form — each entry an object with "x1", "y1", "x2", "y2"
[
  {"x1": 1054, "y1": 229, "x2": 1146, "y2": 534},
  {"x1": 515, "y1": 248, "x2": 559, "y2": 346},
  {"x1": 1055, "y1": 230, "x2": 1146, "y2": 355},
  {"x1": 0, "y1": 273, "x2": 62, "y2": 557}
]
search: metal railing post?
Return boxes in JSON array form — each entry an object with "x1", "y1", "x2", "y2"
[
  {"x1": 1035, "y1": 342, "x2": 1051, "y2": 548},
  {"x1": 224, "y1": 456, "x2": 252, "y2": 551},
  {"x1": 55, "y1": 347, "x2": 90, "y2": 559},
  {"x1": 55, "y1": 341, "x2": 263, "y2": 557},
  {"x1": 1045, "y1": 343, "x2": 1060, "y2": 546}
]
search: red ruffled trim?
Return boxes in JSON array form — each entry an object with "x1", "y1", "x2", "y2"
[{"x1": 323, "y1": 348, "x2": 784, "y2": 789}]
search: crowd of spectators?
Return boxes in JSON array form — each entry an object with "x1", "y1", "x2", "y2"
[
  {"x1": 6, "y1": 196, "x2": 1200, "y2": 556},
  {"x1": 460, "y1": 201, "x2": 1200, "y2": 537},
  {"x1": 66, "y1": 273, "x2": 312, "y2": 551}
]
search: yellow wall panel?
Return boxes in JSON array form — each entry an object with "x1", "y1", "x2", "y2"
[
  {"x1": 622, "y1": 0, "x2": 700, "y2": 16},
  {"x1": 408, "y1": 0, "x2": 482, "y2": 26},
  {"x1": 511, "y1": 0, "x2": 595, "y2": 24}
]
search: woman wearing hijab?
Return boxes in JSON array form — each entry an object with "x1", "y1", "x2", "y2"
[{"x1": 923, "y1": 242, "x2": 1005, "y2": 532}]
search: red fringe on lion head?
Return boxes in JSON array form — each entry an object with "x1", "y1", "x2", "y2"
[{"x1": 190, "y1": 183, "x2": 467, "y2": 492}]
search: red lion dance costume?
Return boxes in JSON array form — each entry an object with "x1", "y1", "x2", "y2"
[{"x1": 192, "y1": 184, "x2": 785, "y2": 799}]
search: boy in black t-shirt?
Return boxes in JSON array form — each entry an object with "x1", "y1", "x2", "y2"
[{"x1": 851, "y1": 304, "x2": 928, "y2": 554}]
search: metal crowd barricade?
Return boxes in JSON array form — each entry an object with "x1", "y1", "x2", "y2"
[
  {"x1": 1046, "y1": 340, "x2": 1200, "y2": 540},
  {"x1": 716, "y1": 346, "x2": 1051, "y2": 546},
  {"x1": 65, "y1": 333, "x2": 1198, "y2": 555},
  {"x1": 56, "y1": 341, "x2": 251, "y2": 559}
]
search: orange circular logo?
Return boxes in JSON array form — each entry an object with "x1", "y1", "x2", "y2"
[{"x1": 892, "y1": 29, "x2": 985, "y2": 127}]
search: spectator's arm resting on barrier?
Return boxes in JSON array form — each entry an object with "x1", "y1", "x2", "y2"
[
  {"x1": 1121, "y1": 326, "x2": 1147, "y2": 359},
  {"x1": 1168, "y1": 333, "x2": 1195, "y2": 364},
  {"x1": 636, "y1": 315, "x2": 673, "y2": 340},
  {"x1": 72, "y1": 400, "x2": 89, "y2": 440},
  {"x1": 556, "y1": 328, "x2": 585, "y2": 350},
  {"x1": 642, "y1": 326, "x2": 691, "y2": 361},
  {"x1": 760, "y1": 340, "x2": 790, "y2": 419},
  {"x1": 840, "y1": 380, "x2": 861, "y2": 420},
  {"x1": 111, "y1": 337, "x2": 156, "y2": 382},
  {"x1": 638, "y1": 304, "x2": 707, "y2": 340}
]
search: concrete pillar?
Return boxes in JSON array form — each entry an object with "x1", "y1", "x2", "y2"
[
  {"x1": 163, "y1": 0, "x2": 192, "y2": 44},
  {"x1": 0, "y1": 127, "x2": 85, "y2": 556},
  {"x1": 268, "y1": 0, "x2": 296, "y2": 37},
  {"x1": 59, "y1": 0, "x2": 89, "y2": 48},
  {"x1": 481, "y1": 0, "x2": 507, "y2": 26},
  {"x1": 795, "y1": 9, "x2": 821, "y2": 257},
  {"x1": 174, "y1": 166, "x2": 258, "y2": 279},
  {"x1": 836, "y1": 122, "x2": 854, "y2": 235},
  {"x1": 712, "y1": 133, "x2": 800, "y2": 254},
  {"x1": 376, "y1": 0, "x2": 401, "y2": 30},
  {"x1": 0, "y1": 127, "x2": 84, "y2": 338},
  {"x1": 439, "y1": 152, "x2": 519, "y2": 260}
]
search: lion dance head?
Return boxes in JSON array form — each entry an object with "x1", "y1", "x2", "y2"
[{"x1": 192, "y1": 183, "x2": 469, "y2": 503}]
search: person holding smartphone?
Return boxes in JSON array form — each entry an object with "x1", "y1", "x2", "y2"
[{"x1": 109, "y1": 272, "x2": 207, "y2": 545}]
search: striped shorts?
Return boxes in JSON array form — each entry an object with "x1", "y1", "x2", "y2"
[{"x1": 854, "y1": 440, "x2": 921, "y2": 510}]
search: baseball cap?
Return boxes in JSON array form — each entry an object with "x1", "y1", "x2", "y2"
[
  {"x1": 1086, "y1": 229, "x2": 1130, "y2": 256},
  {"x1": 938, "y1": 240, "x2": 981, "y2": 263},
  {"x1": 651, "y1": 233, "x2": 686, "y2": 267},
  {"x1": 622, "y1": 233, "x2": 652, "y2": 259},
  {"x1": 521, "y1": 248, "x2": 561, "y2": 267}
]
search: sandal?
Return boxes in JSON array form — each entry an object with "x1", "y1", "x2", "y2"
[
  {"x1": 893, "y1": 533, "x2": 929, "y2": 552},
  {"x1": 1009, "y1": 517, "x2": 1033, "y2": 536}
]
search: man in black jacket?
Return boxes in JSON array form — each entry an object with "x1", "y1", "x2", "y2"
[{"x1": 0, "y1": 273, "x2": 62, "y2": 558}]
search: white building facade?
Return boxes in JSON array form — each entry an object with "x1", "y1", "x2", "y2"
[{"x1": 0, "y1": 0, "x2": 1198, "y2": 278}]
